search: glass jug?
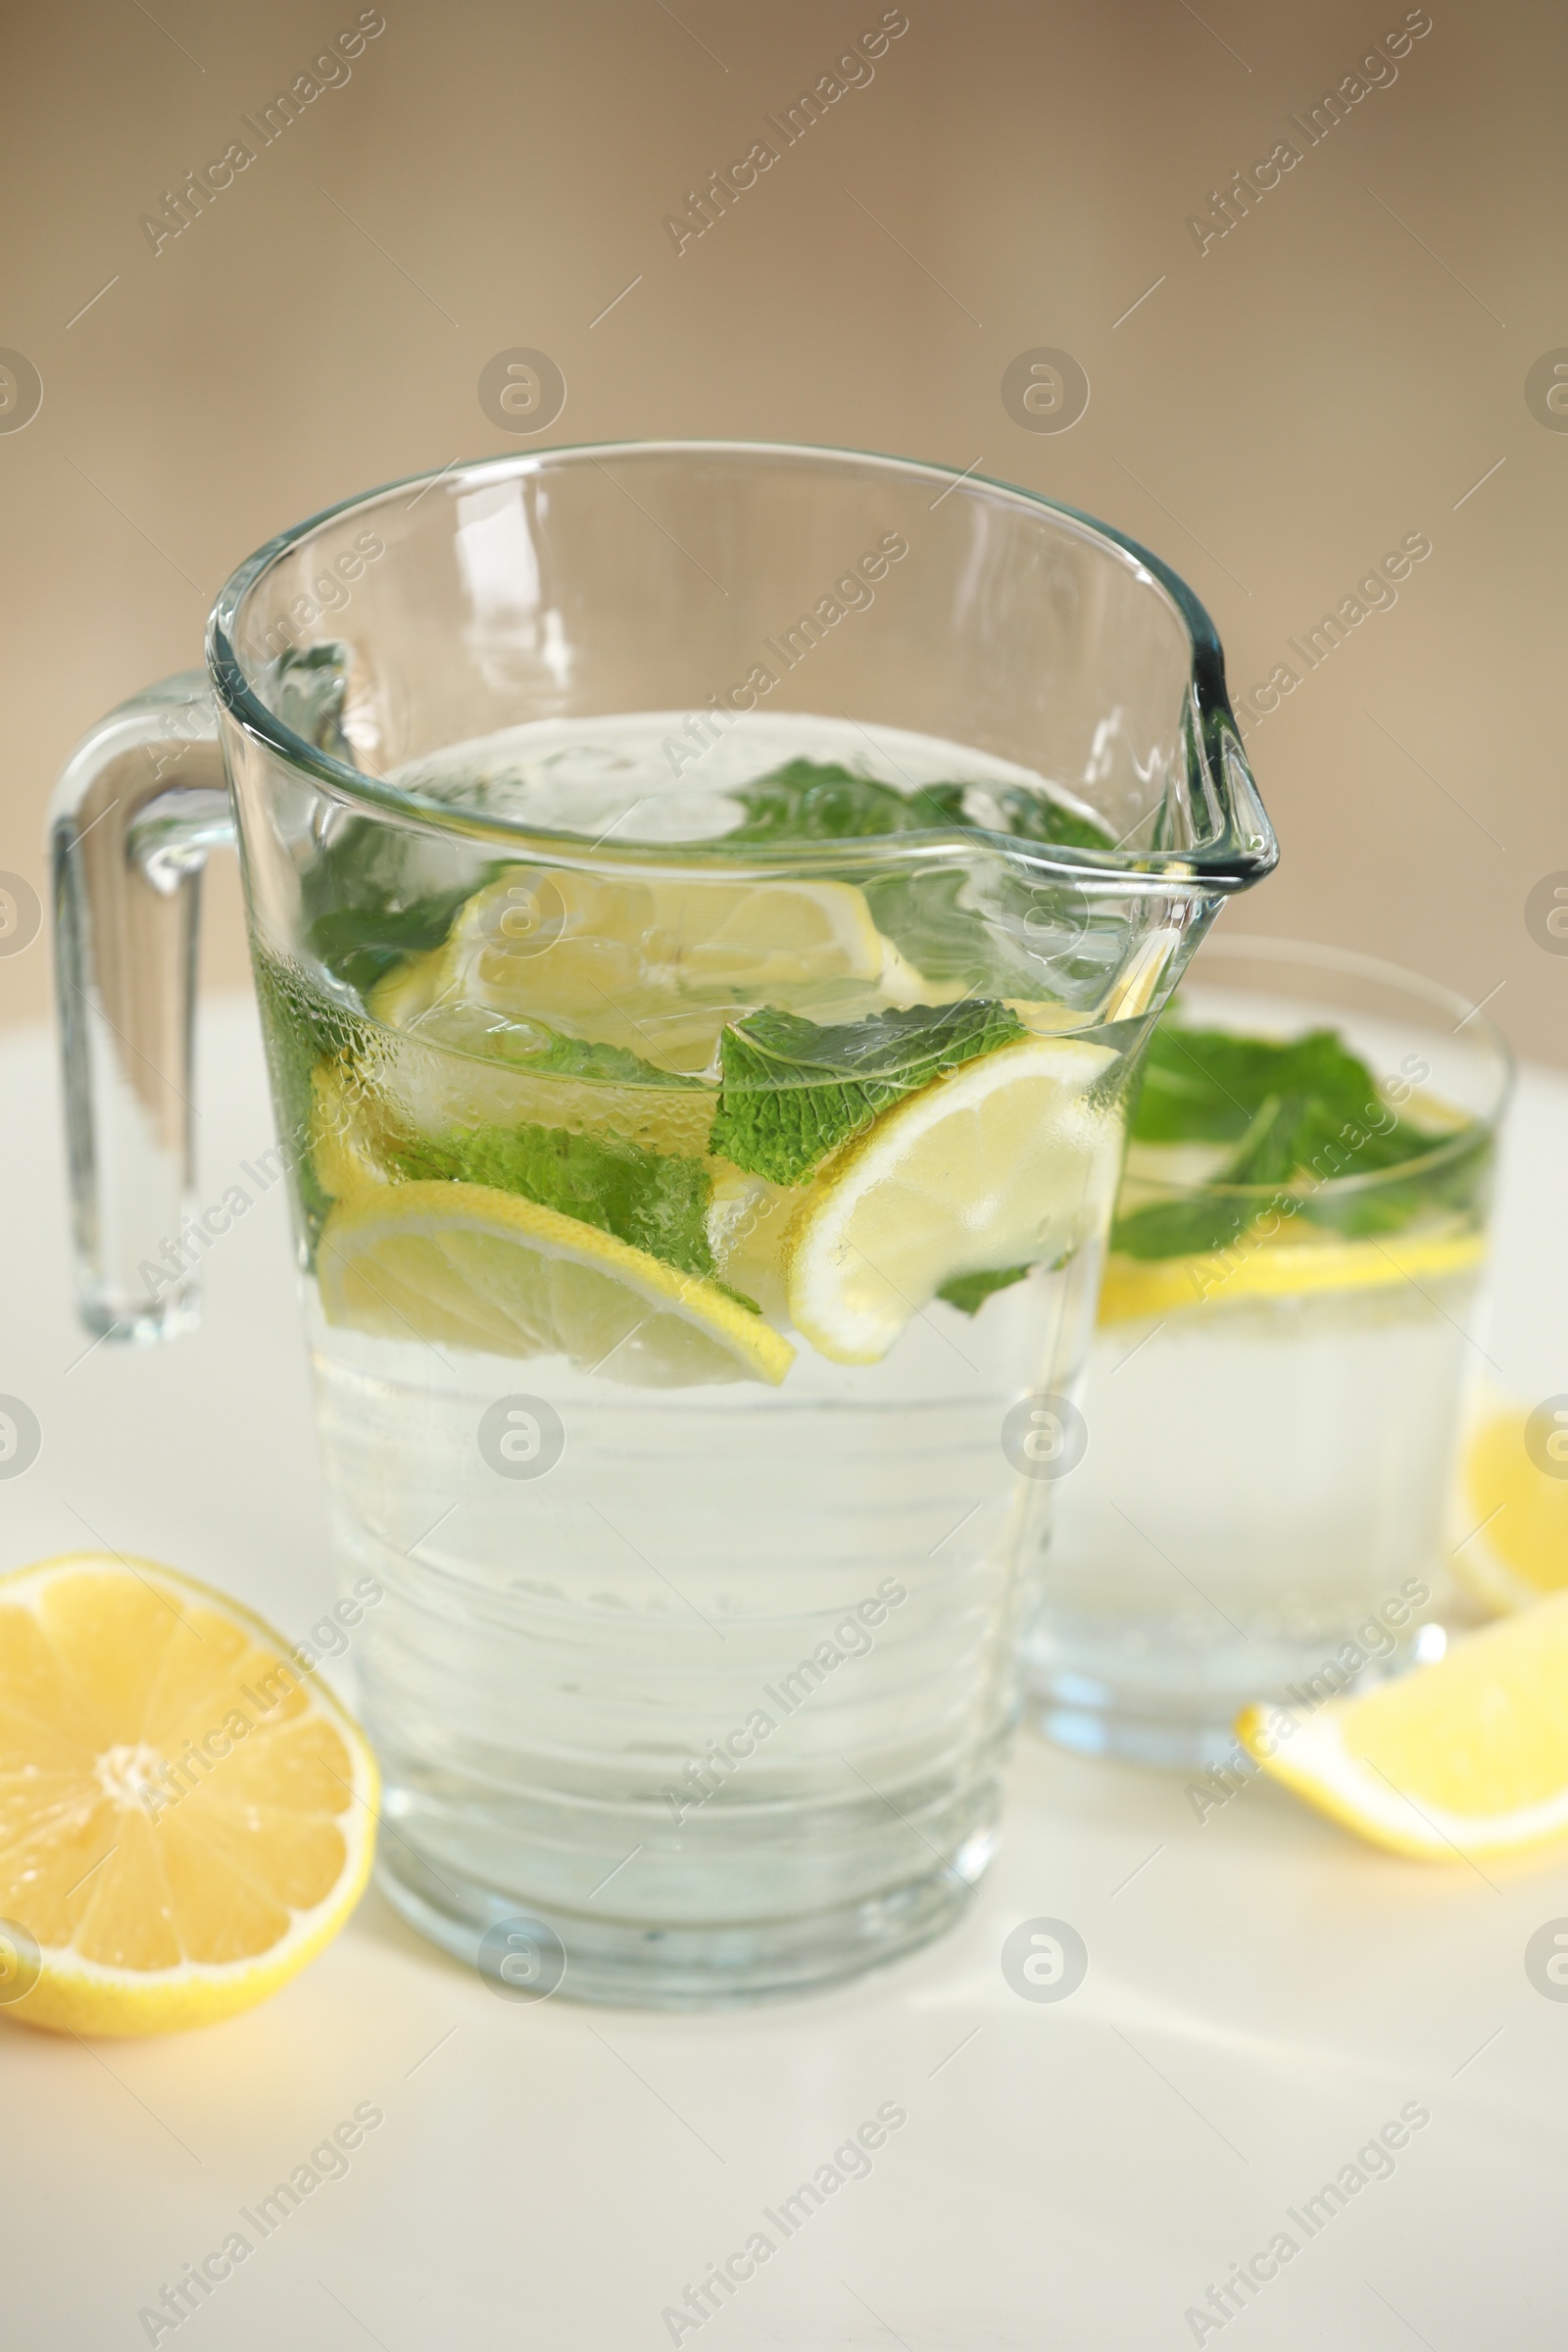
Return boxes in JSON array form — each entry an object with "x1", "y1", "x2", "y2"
[{"x1": 50, "y1": 443, "x2": 1276, "y2": 2003}]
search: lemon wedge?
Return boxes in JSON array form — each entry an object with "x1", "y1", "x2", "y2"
[
  {"x1": 373, "y1": 866, "x2": 907, "y2": 1077},
  {"x1": 0, "y1": 1555, "x2": 377, "y2": 2035},
  {"x1": 706, "y1": 1168, "x2": 800, "y2": 1323},
  {"x1": 318, "y1": 1178, "x2": 794, "y2": 1385},
  {"x1": 1237, "y1": 1594, "x2": 1568, "y2": 1861},
  {"x1": 784, "y1": 1036, "x2": 1119, "y2": 1364},
  {"x1": 1098, "y1": 1224, "x2": 1486, "y2": 1325},
  {"x1": 311, "y1": 1061, "x2": 394, "y2": 1200},
  {"x1": 1452, "y1": 1404, "x2": 1568, "y2": 1612}
]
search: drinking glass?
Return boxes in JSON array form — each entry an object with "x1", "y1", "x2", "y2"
[
  {"x1": 1031, "y1": 937, "x2": 1509, "y2": 1768},
  {"x1": 50, "y1": 443, "x2": 1276, "y2": 2001}
]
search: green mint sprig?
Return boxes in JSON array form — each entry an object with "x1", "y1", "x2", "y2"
[
  {"x1": 388, "y1": 1117, "x2": 728, "y2": 1289},
  {"x1": 709, "y1": 998, "x2": 1025, "y2": 1186},
  {"x1": 1113, "y1": 1016, "x2": 1492, "y2": 1259}
]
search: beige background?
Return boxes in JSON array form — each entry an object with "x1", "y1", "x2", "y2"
[{"x1": 2, "y1": 0, "x2": 1563, "y2": 1055}]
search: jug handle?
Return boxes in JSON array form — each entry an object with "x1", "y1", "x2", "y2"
[{"x1": 49, "y1": 672, "x2": 236, "y2": 1345}]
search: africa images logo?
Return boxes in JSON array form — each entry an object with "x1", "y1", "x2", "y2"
[
  {"x1": 661, "y1": 12, "x2": 909, "y2": 257},
  {"x1": 138, "y1": 11, "x2": 387, "y2": 256}
]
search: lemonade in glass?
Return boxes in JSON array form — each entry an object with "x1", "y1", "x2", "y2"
[{"x1": 1032, "y1": 938, "x2": 1508, "y2": 1767}]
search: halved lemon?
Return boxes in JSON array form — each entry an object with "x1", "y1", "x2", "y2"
[
  {"x1": 784, "y1": 1036, "x2": 1119, "y2": 1364},
  {"x1": 1452, "y1": 1404, "x2": 1568, "y2": 1612},
  {"x1": 1237, "y1": 1593, "x2": 1568, "y2": 1861},
  {"x1": 1098, "y1": 1224, "x2": 1486, "y2": 1325},
  {"x1": 318, "y1": 1179, "x2": 794, "y2": 1385},
  {"x1": 373, "y1": 866, "x2": 915, "y2": 1077},
  {"x1": 0, "y1": 1555, "x2": 376, "y2": 2036}
]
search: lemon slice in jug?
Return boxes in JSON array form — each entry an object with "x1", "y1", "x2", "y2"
[
  {"x1": 785, "y1": 1036, "x2": 1119, "y2": 1363},
  {"x1": 373, "y1": 866, "x2": 918, "y2": 1077},
  {"x1": 318, "y1": 1179, "x2": 795, "y2": 1385}
]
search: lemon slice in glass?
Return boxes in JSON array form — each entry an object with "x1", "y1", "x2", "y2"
[
  {"x1": 784, "y1": 1036, "x2": 1119, "y2": 1364},
  {"x1": 0, "y1": 1555, "x2": 377, "y2": 2036},
  {"x1": 311, "y1": 1061, "x2": 395, "y2": 1200},
  {"x1": 318, "y1": 1179, "x2": 794, "y2": 1386},
  {"x1": 1098, "y1": 1225, "x2": 1486, "y2": 1324},
  {"x1": 1237, "y1": 1593, "x2": 1568, "y2": 1860},
  {"x1": 373, "y1": 866, "x2": 911, "y2": 1077}
]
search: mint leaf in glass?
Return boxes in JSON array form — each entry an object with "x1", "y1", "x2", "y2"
[
  {"x1": 297, "y1": 794, "x2": 503, "y2": 1002},
  {"x1": 389, "y1": 1119, "x2": 718, "y2": 1281},
  {"x1": 1131, "y1": 1021, "x2": 1432, "y2": 1147},
  {"x1": 254, "y1": 948, "x2": 368, "y2": 1256},
  {"x1": 956, "y1": 781, "x2": 1115, "y2": 855},
  {"x1": 936, "y1": 1264, "x2": 1034, "y2": 1315},
  {"x1": 710, "y1": 999, "x2": 1025, "y2": 1186},
  {"x1": 307, "y1": 883, "x2": 486, "y2": 1000},
  {"x1": 467, "y1": 1025, "x2": 708, "y2": 1091},
  {"x1": 1296, "y1": 1117, "x2": 1493, "y2": 1240},
  {"x1": 723, "y1": 759, "x2": 1113, "y2": 852},
  {"x1": 1221, "y1": 1094, "x2": 1318, "y2": 1187},
  {"x1": 725, "y1": 760, "x2": 949, "y2": 841},
  {"x1": 1109, "y1": 1194, "x2": 1257, "y2": 1261},
  {"x1": 722, "y1": 760, "x2": 1113, "y2": 1001},
  {"x1": 1115, "y1": 1010, "x2": 1493, "y2": 1260}
]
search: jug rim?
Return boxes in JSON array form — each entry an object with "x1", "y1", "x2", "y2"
[{"x1": 207, "y1": 438, "x2": 1278, "y2": 895}]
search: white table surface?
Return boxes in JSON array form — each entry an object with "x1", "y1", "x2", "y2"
[{"x1": 4, "y1": 998, "x2": 1567, "y2": 2352}]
